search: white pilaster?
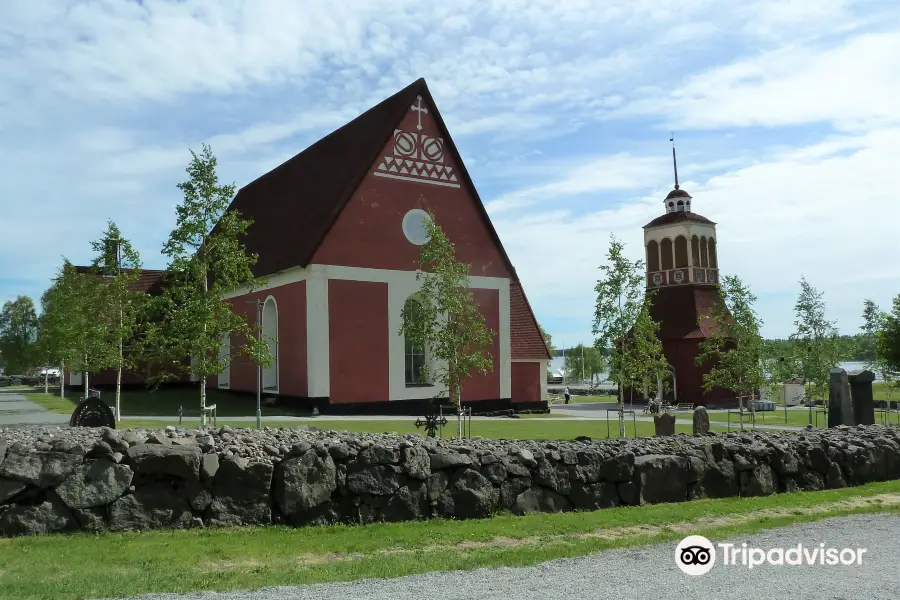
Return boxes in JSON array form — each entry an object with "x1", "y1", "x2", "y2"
[
  {"x1": 540, "y1": 359, "x2": 549, "y2": 401},
  {"x1": 499, "y1": 280, "x2": 511, "y2": 399},
  {"x1": 306, "y1": 265, "x2": 330, "y2": 397}
]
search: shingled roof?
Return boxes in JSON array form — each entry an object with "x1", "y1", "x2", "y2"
[
  {"x1": 73, "y1": 266, "x2": 166, "y2": 295},
  {"x1": 219, "y1": 78, "x2": 518, "y2": 282},
  {"x1": 644, "y1": 211, "x2": 715, "y2": 229},
  {"x1": 510, "y1": 282, "x2": 552, "y2": 360}
]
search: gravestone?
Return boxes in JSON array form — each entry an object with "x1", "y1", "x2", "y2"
[
  {"x1": 692, "y1": 406, "x2": 710, "y2": 436},
  {"x1": 828, "y1": 368, "x2": 855, "y2": 428},
  {"x1": 654, "y1": 412, "x2": 675, "y2": 437},
  {"x1": 848, "y1": 369, "x2": 876, "y2": 426}
]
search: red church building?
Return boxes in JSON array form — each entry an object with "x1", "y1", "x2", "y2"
[
  {"x1": 643, "y1": 174, "x2": 731, "y2": 406},
  {"x1": 148, "y1": 78, "x2": 550, "y2": 413}
]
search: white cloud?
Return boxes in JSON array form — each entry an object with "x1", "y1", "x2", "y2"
[{"x1": 622, "y1": 30, "x2": 900, "y2": 132}]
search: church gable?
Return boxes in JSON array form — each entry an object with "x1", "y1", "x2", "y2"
[
  {"x1": 372, "y1": 95, "x2": 460, "y2": 188},
  {"x1": 311, "y1": 86, "x2": 513, "y2": 279}
]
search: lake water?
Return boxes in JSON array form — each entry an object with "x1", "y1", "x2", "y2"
[{"x1": 549, "y1": 358, "x2": 886, "y2": 383}]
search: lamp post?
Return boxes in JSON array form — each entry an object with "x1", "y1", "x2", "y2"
[
  {"x1": 806, "y1": 345, "x2": 813, "y2": 429},
  {"x1": 246, "y1": 300, "x2": 264, "y2": 430}
]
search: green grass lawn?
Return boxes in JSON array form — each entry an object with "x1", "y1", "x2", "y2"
[
  {"x1": 1, "y1": 481, "x2": 897, "y2": 600},
  {"x1": 23, "y1": 388, "x2": 311, "y2": 418},
  {"x1": 116, "y1": 417, "x2": 703, "y2": 439}
]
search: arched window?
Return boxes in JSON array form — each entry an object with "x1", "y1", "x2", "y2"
[
  {"x1": 403, "y1": 298, "x2": 427, "y2": 386},
  {"x1": 262, "y1": 296, "x2": 278, "y2": 392},
  {"x1": 668, "y1": 201, "x2": 675, "y2": 212},
  {"x1": 691, "y1": 235, "x2": 700, "y2": 266},
  {"x1": 674, "y1": 236, "x2": 688, "y2": 268},
  {"x1": 660, "y1": 238, "x2": 674, "y2": 270},
  {"x1": 700, "y1": 236, "x2": 709, "y2": 267},
  {"x1": 676, "y1": 200, "x2": 685, "y2": 212},
  {"x1": 646, "y1": 240, "x2": 660, "y2": 272},
  {"x1": 708, "y1": 238, "x2": 718, "y2": 268}
]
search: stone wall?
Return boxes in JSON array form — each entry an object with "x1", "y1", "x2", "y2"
[{"x1": 1, "y1": 424, "x2": 899, "y2": 537}]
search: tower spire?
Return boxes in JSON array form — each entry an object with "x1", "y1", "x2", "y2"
[{"x1": 670, "y1": 133, "x2": 679, "y2": 190}]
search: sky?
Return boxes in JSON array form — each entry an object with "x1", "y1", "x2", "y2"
[{"x1": 2, "y1": 0, "x2": 899, "y2": 348}]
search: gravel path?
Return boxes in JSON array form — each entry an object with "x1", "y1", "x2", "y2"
[{"x1": 109, "y1": 514, "x2": 900, "y2": 600}]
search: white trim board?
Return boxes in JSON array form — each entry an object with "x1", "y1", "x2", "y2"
[{"x1": 223, "y1": 266, "x2": 309, "y2": 300}]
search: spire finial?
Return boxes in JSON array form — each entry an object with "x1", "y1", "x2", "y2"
[{"x1": 670, "y1": 133, "x2": 679, "y2": 190}]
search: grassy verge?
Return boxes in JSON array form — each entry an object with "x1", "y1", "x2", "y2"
[
  {"x1": 1, "y1": 481, "x2": 897, "y2": 600},
  {"x1": 116, "y1": 418, "x2": 706, "y2": 439}
]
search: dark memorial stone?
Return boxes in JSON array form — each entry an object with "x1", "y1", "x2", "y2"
[
  {"x1": 848, "y1": 369, "x2": 876, "y2": 426},
  {"x1": 828, "y1": 368, "x2": 854, "y2": 428},
  {"x1": 692, "y1": 406, "x2": 710, "y2": 436},
  {"x1": 654, "y1": 413, "x2": 675, "y2": 437}
]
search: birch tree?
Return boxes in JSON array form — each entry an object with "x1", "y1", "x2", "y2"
[
  {"x1": 697, "y1": 275, "x2": 766, "y2": 406},
  {"x1": 144, "y1": 144, "x2": 270, "y2": 423},
  {"x1": 399, "y1": 212, "x2": 494, "y2": 439},
  {"x1": 38, "y1": 261, "x2": 112, "y2": 397},
  {"x1": 790, "y1": 277, "x2": 841, "y2": 405},
  {"x1": 593, "y1": 234, "x2": 645, "y2": 438},
  {"x1": 630, "y1": 295, "x2": 671, "y2": 405},
  {"x1": 89, "y1": 221, "x2": 144, "y2": 420}
]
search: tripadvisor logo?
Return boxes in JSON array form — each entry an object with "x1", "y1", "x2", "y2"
[
  {"x1": 675, "y1": 536, "x2": 868, "y2": 575},
  {"x1": 676, "y1": 535, "x2": 716, "y2": 576}
]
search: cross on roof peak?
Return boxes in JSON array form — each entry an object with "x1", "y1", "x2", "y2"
[{"x1": 411, "y1": 95, "x2": 428, "y2": 131}]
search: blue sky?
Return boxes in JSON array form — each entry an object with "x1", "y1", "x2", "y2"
[{"x1": 2, "y1": 0, "x2": 899, "y2": 346}]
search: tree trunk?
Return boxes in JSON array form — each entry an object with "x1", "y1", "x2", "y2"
[
  {"x1": 60, "y1": 363, "x2": 65, "y2": 399},
  {"x1": 44, "y1": 368, "x2": 48, "y2": 394},
  {"x1": 200, "y1": 267, "x2": 208, "y2": 425},
  {"x1": 618, "y1": 340, "x2": 626, "y2": 439},
  {"x1": 84, "y1": 371, "x2": 89, "y2": 400},
  {"x1": 116, "y1": 305, "x2": 123, "y2": 422}
]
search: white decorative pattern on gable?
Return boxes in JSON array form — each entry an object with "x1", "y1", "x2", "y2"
[{"x1": 373, "y1": 96, "x2": 460, "y2": 189}]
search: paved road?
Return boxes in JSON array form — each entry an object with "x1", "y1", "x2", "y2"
[
  {"x1": 0, "y1": 392, "x2": 69, "y2": 427},
  {"x1": 112, "y1": 514, "x2": 900, "y2": 600}
]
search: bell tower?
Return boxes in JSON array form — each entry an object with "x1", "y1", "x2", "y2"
[
  {"x1": 638, "y1": 138, "x2": 731, "y2": 407},
  {"x1": 644, "y1": 137, "x2": 719, "y2": 289}
]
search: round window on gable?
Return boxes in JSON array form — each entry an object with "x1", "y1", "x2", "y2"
[{"x1": 402, "y1": 209, "x2": 431, "y2": 245}]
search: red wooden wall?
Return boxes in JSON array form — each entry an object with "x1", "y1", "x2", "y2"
[
  {"x1": 461, "y1": 288, "x2": 500, "y2": 402},
  {"x1": 328, "y1": 279, "x2": 389, "y2": 403},
  {"x1": 511, "y1": 361, "x2": 541, "y2": 403}
]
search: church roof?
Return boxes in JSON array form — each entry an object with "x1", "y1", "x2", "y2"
[
  {"x1": 220, "y1": 78, "x2": 518, "y2": 282},
  {"x1": 510, "y1": 282, "x2": 552, "y2": 360},
  {"x1": 643, "y1": 211, "x2": 715, "y2": 228}
]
